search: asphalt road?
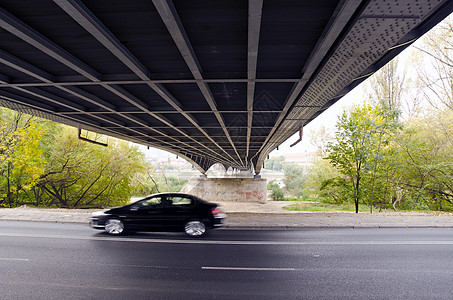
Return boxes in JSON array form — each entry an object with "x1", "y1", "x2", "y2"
[{"x1": 1, "y1": 221, "x2": 453, "y2": 299}]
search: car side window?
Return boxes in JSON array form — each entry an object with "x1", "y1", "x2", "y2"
[
  {"x1": 168, "y1": 196, "x2": 192, "y2": 206},
  {"x1": 140, "y1": 197, "x2": 162, "y2": 207}
]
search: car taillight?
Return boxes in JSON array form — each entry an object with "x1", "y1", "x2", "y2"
[{"x1": 211, "y1": 207, "x2": 222, "y2": 216}]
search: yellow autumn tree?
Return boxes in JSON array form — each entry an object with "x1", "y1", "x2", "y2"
[{"x1": 0, "y1": 110, "x2": 46, "y2": 207}]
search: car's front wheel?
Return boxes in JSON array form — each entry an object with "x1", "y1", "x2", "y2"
[
  {"x1": 184, "y1": 220, "x2": 206, "y2": 237},
  {"x1": 104, "y1": 218, "x2": 125, "y2": 235}
]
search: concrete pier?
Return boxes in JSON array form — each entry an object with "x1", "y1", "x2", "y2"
[{"x1": 181, "y1": 177, "x2": 267, "y2": 203}]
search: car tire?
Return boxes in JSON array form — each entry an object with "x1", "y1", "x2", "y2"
[
  {"x1": 184, "y1": 220, "x2": 206, "y2": 237},
  {"x1": 104, "y1": 218, "x2": 125, "y2": 235}
]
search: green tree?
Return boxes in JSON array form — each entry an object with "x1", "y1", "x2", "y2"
[
  {"x1": 264, "y1": 156, "x2": 286, "y2": 171},
  {"x1": 412, "y1": 16, "x2": 453, "y2": 110},
  {"x1": 153, "y1": 173, "x2": 188, "y2": 193},
  {"x1": 305, "y1": 159, "x2": 347, "y2": 204},
  {"x1": 308, "y1": 126, "x2": 333, "y2": 157},
  {"x1": 365, "y1": 57, "x2": 404, "y2": 212},
  {"x1": 283, "y1": 163, "x2": 306, "y2": 198},
  {"x1": 367, "y1": 57, "x2": 405, "y2": 112},
  {"x1": 393, "y1": 110, "x2": 453, "y2": 210},
  {"x1": 325, "y1": 104, "x2": 398, "y2": 213},
  {"x1": 268, "y1": 180, "x2": 284, "y2": 201},
  {"x1": 36, "y1": 126, "x2": 147, "y2": 208},
  {"x1": 387, "y1": 16, "x2": 453, "y2": 211}
]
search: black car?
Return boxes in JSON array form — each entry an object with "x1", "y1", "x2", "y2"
[{"x1": 90, "y1": 193, "x2": 225, "y2": 237}]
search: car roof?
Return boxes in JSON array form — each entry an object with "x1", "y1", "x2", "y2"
[
  {"x1": 147, "y1": 192, "x2": 196, "y2": 198},
  {"x1": 142, "y1": 192, "x2": 209, "y2": 202}
]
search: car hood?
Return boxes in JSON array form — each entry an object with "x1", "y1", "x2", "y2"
[{"x1": 104, "y1": 205, "x2": 130, "y2": 214}]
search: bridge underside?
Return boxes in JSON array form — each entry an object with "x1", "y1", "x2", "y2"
[{"x1": 0, "y1": 0, "x2": 450, "y2": 174}]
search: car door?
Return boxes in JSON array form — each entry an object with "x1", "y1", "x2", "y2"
[
  {"x1": 161, "y1": 195, "x2": 196, "y2": 229},
  {"x1": 126, "y1": 195, "x2": 166, "y2": 230}
]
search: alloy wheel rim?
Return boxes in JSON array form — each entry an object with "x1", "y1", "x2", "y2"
[
  {"x1": 105, "y1": 219, "x2": 124, "y2": 235},
  {"x1": 185, "y1": 221, "x2": 206, "y2": 236}
]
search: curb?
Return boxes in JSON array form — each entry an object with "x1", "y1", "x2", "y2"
[
  {"x1": 2, "y1": 218, "x2": 453, "y2": 230},
  {"x1": 0, "y1": 218, "x2": 87, "y2": 225},
  {"x1": 222, "y1": 225, "x2": 453, "y2": 229}
]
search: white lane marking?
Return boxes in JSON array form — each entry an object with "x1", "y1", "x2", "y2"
[
  {"x1": 202, "y1": 267, "x2": 297, "y2": 271},
  {"x1": 0, "y1": 257, "x2": 29, "y2": 261},
  {"x1": 1, "y1": 232, "x2": 453, "y2": 245}
]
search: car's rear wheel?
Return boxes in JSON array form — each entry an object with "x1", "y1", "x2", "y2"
[
  {"x1": 105, "y1": 218, "x2": 125, "y2": 235},
  {"x1": 184, "y1": 220, "x2": 206, "y2": 237}
]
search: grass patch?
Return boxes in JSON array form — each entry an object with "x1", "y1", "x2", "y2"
[
  {"x1": 283, "y1": 201, "x2": 371, "y2": 212},
  {"x1": 281, "y1": 197, "x2": 313, "y2": 202},
  {"x1": 281, "y1": 199, "x2": 453, "y2": 213}
]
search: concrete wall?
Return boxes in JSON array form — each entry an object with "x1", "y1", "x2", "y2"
[{"x1": 181, "y1": 177, "x2": 267, "y2": 203}]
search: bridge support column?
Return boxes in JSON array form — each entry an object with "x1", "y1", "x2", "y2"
[{"x1": 181, "y1": 177, "x2": 267, "y2": 203}]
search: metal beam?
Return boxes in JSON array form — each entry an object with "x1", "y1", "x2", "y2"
[
  {"x1": 0, "y1": 47, "x2": 231, "y2": 167},
  {"x1": 246, "y1": 0, "x2": 263, "y2": 164},
  {"x1": 53, "y1": 0, "x2": 150, "y2": 80},
  {"x1": 54, "y1": 0, "x2": 238, "y2": 169},
  {"x1": 0, "y1": 7, "x2": 101, "y2": 81},
  {"x1": 0, "y1": 78, "x2": 304, "y2": 88},
  {"x1": 253, "y1": 0, "x2": 363, "y2": 173},
  {"x1": 152, "y1": 0, "x2": 243, "y2": 167},
  {"x1": 0, "y1": 49, "x2": 54, "y2": 83}
]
